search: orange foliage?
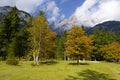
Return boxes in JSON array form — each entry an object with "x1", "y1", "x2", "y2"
[
  {"x1": 65, "y1": 26, "x2": 94, "y2": 59},
  {"x1": 100, "y1": 42, "x2": 120, "y2": 60}
]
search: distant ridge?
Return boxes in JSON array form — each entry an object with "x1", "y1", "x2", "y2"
[
  {"x1": 93, "y1": 21, "x2": 120, "y2": 34},
  {"x1": 0, "y1": 6, "x2": 31, "y2": 26}
]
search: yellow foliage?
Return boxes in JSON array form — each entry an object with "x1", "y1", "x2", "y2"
[
  {"x1": 100, "y1": 42, "x2": 120, "y2": 60},
  {"x1": 27, "y1": 15, "x2": 57, "y2": 58},
  {"x1": 65, "y1": 26, "x2": 94, "y2": 58}
]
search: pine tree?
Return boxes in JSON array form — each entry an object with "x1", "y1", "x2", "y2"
[
  {"x1": 54, "y1": 31, "x2": 67, "y2": 60},
  {"x1": 0, "y1": 7, "x2": 20, "y2": 59},
  {"x1": 0, "y1": 7, "x2": 30, "y2": 63},
  {"x1": 93, "y1": 28, "x2": 120, "y2": 61}
]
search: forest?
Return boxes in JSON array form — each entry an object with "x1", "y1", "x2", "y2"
[{"x1": 0, "y1": 7, "x2": 120, "y2": 65}]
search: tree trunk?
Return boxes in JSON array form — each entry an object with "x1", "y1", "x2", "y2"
[
  {"x1": 33, "y1": 52, "x2": 36, "y2": 65},
  {"x1": 76, "y1": 56, "x2": 80, "y2": 64},
  {"x1": 36, "y1": 54, "x2": 39, "y2": 65},
  {"x1": 33, "y1": 51, "x2": 39, "y2": 65},
  {"x1": 64, "y1": 54, "x2": 66, "y2": 61},
  {"x1": 77, "y1": 58, "x2": 79, "y2": 64},
  {"x1": 67, "y1": 56, "x2": 70, "y2": 61}
]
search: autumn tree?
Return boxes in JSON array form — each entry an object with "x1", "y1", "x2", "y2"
[
  {"x1": 65, "y1": 26, "x2": 94, "y2": 64},
  {"x1": 45, "y1": 32, "x2": 56, "y2": 58},
  {"x1": 28, "y1": 12, "x2": 56, "y2": 65},
  {"x1": 100, "y1": 42, "x2": 120, "y2": 62}
]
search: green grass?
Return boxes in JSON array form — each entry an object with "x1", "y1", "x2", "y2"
[{"x1": 0, "y1": 60, "x2": 120, "y2": 80}]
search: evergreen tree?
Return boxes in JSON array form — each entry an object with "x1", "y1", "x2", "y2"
[
  {"x1": 55, "y1": 31, "x2": 67, "y2": 60},
  {"x1": 0, "y1": 7, "x2": 20, "y2": 59},
  {"x1": 14, "y1": 27, "x2": 30, "y2": 58},
  {"x1": 0, "y1": 7, "x2": 30, "y2": 62},
  {"x1": 93, "y1": 28, "x2": 120, "y2": 61}
]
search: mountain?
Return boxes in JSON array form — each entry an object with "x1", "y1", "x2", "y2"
[
  {"x1": 0, "y1": 6, "x2": 31, "y2": 26},
  {"x1": 51, "y1": 20, "x2": 120, "y2": 35},
  {"x1": 1, "y1": 7, "x2": 120, "y2": 35},
  {"x1": 92, "y1": 21, "x2": 120, "y2": 34},
  {"x1": 50, "y1": 14, "x2": 80, "y2": 35}
]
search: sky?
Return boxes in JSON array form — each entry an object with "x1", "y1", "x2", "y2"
[{"x1": 0, "y1": 0, "x2": 120, "y2": 27}]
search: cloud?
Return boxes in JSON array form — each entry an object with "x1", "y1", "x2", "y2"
[
  {"x1": 46, "y1": 1, "x2": 60, "y2": 22},
  {"x1": 0, "y1": 0, "x2": 15, "y2": 7},
  {"x1": 0, "y1": 0, "x2": 47, "y2": 13},
  {"x1": 61, "y1": 0, "x2": 68, "y2": 3},
  {"x1": 16, "y1": 0, "x2": 45, "y2": 13},
  {"x1": 53, "y1": 7, "x2": 59, "y2": 17},
  {"x1": 60, "y1": 14, "x2": 65, "y2": 20},
  {"x1": 48, "y1": 16, "x2": 56, "y2": 22},
  {"x1": 73, "y1": 0, "x2": 120, "y2": 27},
  {"x1": 47, "y1": 1, "x2": 56, "y2": 11},
  {"x1": 0, "y1": 0, "x2": 16, "y2": 7}
]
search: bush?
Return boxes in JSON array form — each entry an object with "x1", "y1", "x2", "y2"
[
  {"x1": 0, "y1": 57, "x2": 3, "y2": 61},
  {"x1": 27, "y1": 55, "x2": 33, "y2": 61},
  {"x1": 6, "y1": 58, "x2": 19, "y2": 65}
]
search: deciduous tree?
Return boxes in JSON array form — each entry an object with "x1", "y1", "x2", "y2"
[
  {"x1": 100, "y1": 42, "x2": 120, "y2": 62},
  {"x1": 65, "y1": 26, "x2": 94, "y2": 64},
  {"x1": 28, "y1": 12, "x2": 56, "y2": 65}
]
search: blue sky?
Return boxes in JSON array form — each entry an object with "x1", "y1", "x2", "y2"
[
  {"x1": 55, "y1": 0, "x2": 84, "y2": 19},
  {"x1": 0, "y1": 0, "x2": 120, "y2": 27},
  {"x1": 37, "y1": 0, "x2": 85, "y2": 22}
]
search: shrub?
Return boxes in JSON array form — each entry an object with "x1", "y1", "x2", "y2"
[{"x1": 6, "y1": 58, "x2": 19, "y2": 65}]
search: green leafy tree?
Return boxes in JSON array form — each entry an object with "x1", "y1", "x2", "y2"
[{"x1": 93, "y1": 28, "x2": 120, "y2": 61}]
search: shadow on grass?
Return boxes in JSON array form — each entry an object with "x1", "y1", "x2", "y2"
[
  {"x1": 69, "y1": 62, "x2": 89, "y2": 65},
  {"x1": 14, "y1": 64, "x2": 21, "y2": 66},
  {"x1": 65, "y1": 69, "x2": 116, "y2": 80},
  {"x1": 31, "y1": 60, "x2": 58, "y2": 66},
  {"x1": 118, "y1": 73, "x2": 120, "y2": 75},
  {"x1": 40, "y1": 60, "x2": 58, "y2": 65},
  {"x1": 7, "y1": 64, "x2": 21, "y2": 66}
]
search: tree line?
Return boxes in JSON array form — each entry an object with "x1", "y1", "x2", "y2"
[{"x1": 0, "y1": 7, "x2": 120, "y2": 65}]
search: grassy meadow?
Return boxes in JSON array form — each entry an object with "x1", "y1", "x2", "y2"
[{"x1": 0, "y1": 60, "x2": 120, "y2": 80}]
